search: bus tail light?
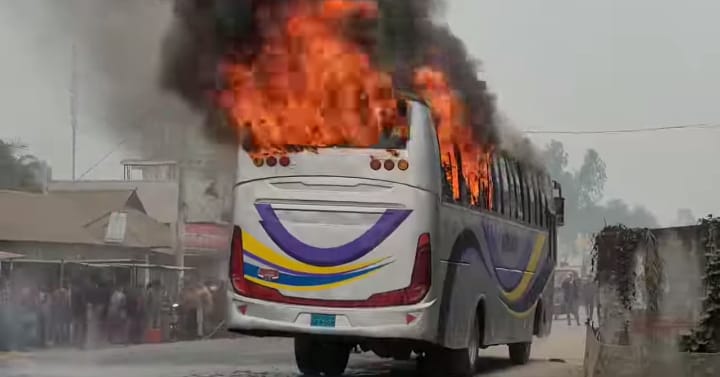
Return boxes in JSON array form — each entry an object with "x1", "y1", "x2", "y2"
[
  {"x1": 252, "y1": 158, "x2": 264, "y2": 167},
  {"x1": 384, "y1": 159, "x2": 395, "y2": 171},
  {"x1": 398, "y1": 159, "x2": 409, "y2": 171},
  {"x1": 370, "y1": 159, "x2": 381, "y2": 170},
  {"x1": 266, "y1": 156, "x2": 277, "y2": 167},
  {"x1": 279, "y1": 156, "x2": 290, "y2": 167},
  {"x1": 230, "y1": 226, "x2": 248, "y2": 294},
  {"x1": 406, "y1": 233, "x2": 432, "y2": 303}
]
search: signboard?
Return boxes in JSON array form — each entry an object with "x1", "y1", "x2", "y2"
[{"x1": 183, "y1": 223, "x2": 231, "y2": 252}]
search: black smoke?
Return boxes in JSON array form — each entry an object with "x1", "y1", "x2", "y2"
[{"x1": 160, "y1": 0, "x2": 499, "y2": 147}]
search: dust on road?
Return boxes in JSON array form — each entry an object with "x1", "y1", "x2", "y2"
[{"x1": 0, "y1": 322, "x2": 584, "y2": 377}]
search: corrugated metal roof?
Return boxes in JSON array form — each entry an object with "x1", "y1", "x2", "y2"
[
  {"x1": 48, "y1": 180, "x2": 178, "y2": 224},
  {"x1": 0, "y1": 190, "x2": 171, "y2": 248}
]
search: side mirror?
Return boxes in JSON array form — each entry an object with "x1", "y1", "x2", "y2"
[{"x1": 554, "y1": 197, "x2": 565, "y2": 226}]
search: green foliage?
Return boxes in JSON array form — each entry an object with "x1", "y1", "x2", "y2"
[
  {"x1": 592, "y1": 225, "x2": 662, "y2": 345},
  {"x1": 681, "y1": 216, "x2": 720, "y2": 353},
  {"x1": 543, "y1": 140, "x2": 658, "y2": 261},
  {"x1": 0, "y1": 139, "x2": 44, "y2": 191}
]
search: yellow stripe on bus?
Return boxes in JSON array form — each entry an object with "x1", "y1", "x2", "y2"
[
  {"x1": 242, "y1": 231, "x2": 388, "y2": 275},
  {"x1": 501, "y1": 234, "x2": 546, "y2": 302}
]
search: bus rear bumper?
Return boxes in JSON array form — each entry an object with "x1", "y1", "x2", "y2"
[{"x1": 227, "y1": 292, "x2": 437, "y2": 341}]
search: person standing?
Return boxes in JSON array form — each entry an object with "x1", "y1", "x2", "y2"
[
  {"x1": 70, "y1": 280, "x2": 88, "y2": 348},
  {"x1": 561, "y1": 274, "x2": 581, "y2": 326},
  {"x1": 107, "y1": 286, "x2": 127, "y2": 344}
]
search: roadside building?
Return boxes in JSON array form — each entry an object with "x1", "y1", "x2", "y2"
[{"x1": 0, "y1": 189, "x2": 174, "y2": 289}]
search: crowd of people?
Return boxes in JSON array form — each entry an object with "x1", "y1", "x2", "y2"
[
  {"x1": 559, "y1": 273, "x2": 599, "y2": 326},
  {"x1": 0, "y1": 274, "x2": 223, "y2": 352}
]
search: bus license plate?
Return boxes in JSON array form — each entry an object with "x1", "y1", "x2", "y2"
[{"x1": 310, "y1": 313, "x2": 336, "y2": 328}]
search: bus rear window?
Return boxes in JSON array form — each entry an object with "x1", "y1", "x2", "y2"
[{"x1": 240, "y1": 99, "x2": 411, "y2": 153}]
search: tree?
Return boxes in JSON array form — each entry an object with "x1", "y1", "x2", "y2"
[
  {"x1": 0, "y1": 139, "x2": 45, "y2": 191},
  {"x1": 542, "y1": 140, "x2": 658, "y2": 262},
  {"x1": 576, "y1": 149, "x2": 607, "y2": 208}
]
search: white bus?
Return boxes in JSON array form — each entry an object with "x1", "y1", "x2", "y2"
[{"x1": 227, "y1": 94, "x2": 565, "y2": 376}]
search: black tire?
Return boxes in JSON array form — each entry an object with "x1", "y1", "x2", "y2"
[
  {"x1": 508, "y1": 342, "x2": 532, "y2": 365},
  {"x1": 294, "y1": 337, "x2": 351, "y2": 376},
  {"x1": 295, "y1": 337, "x2": 320, "y2": 376},
  {"x1": 420, "y1": 317, "x2": 480, "y2": 377}
]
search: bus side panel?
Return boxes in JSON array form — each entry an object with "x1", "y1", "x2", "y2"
[{"x1": 435, "y1": 205, "x2": 553, "y2": 349}]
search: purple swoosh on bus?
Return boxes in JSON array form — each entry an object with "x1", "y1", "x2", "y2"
[{"x1": 255, "y1": 203, "x2": 412, "y2": 267}]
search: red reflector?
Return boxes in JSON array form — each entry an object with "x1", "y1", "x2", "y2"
[
  {"x1": 238, "y1": 305, "x2": 248, "y2": 315},
  {"x1": 370, "y1": 159, "x2": 381, "y2": 170},
  {"x1": 406, "y1": 314, "x2": 417, "y2": 324},
  {"x1": 384, "y1": 159, "x2": 395, "y2": 171},
  {"x1": 266, "y1": 156, "x2": 277, "y2": 167},
  {"x1": 279, "y1": 156, "x2": 290, "y2": 167}
]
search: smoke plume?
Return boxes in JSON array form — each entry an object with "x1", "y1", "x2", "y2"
[
  {"x1": 36, "y1": 0, "x2": 200, "y2": 160},
  {"x1": 160, "y1": 0, "x2": 504, "y2": 150}
]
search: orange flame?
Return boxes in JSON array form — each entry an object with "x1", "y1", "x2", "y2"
[
  {"x1": 220, "y1": 0, "x2": 492, "y2": 208},
  {"x1": 220, "y1": 0, "x2": 398, "y2": 155},
  {"x1": 414, "y1": 67, "x2": 493, "y2": 207}
]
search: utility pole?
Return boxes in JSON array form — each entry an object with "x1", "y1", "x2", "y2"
[
  {"x1": 70, "y1": 44, "x2": 78, "y2": 181},
  {"x1": 174, "y1": 121, "x2": 188, "y2": 295}
]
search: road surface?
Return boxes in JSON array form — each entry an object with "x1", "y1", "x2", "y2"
[{"x1": 0, "y1": 321, "x2": 584, "y2": 377}]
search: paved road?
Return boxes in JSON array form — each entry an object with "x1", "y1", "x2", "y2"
[{"x1": 0, "y1": 321, "x2": 585, "y2": 377}]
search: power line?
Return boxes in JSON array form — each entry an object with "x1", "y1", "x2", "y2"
[
  {"x1": 77, "y1": 138, "x2": 130, "y2": 180},
  {"x1": 523, "y1": 123, "x2": 720, "y2": 135}
]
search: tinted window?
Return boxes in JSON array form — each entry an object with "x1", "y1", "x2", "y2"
[
  {"x1": 491, "y1": 155, "x2": 503, "y2": 213},
  {"x1": 511, "y1": 162, "x2": 523, "y2": 221},
  {"x1": 499, "y1": 158, "x2": 511, "y2": 217},
  {"x1": 537, "y1": 173, "x2": 546, "y2": 228},
  {"x1": 526, "y1": 169, "x2": 536, "y2": 225}
]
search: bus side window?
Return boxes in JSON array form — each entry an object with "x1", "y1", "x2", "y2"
[
  {"x1": 454, "y1": 146, "x2": 470, "y2": 206},
  {"x1": 511, "y1": 162, "x2": 523, "y2": 221},
  {"x1": 532, "y1": 173, "x2": 542, "y2": 227},
  {"x1": 526, "y1": 169, "x2": 536, "y2": 226},
  {"x1": 544, "y1": 175, "x2": 553, "y2": 226},
  {"x1": 540, "y1": 175, "x2": 547, "y2": 227},
  {"x1": 491, "y1": 154, "x2": 503, "y2": 213},
  {"x1": 499, "y1": 157, "x2": 511, "y2": 218},
  {"x1": 517, "y1": 164, "x2": 528, "y2": 223},
  {"x1": 507, "y1": 160, "x2": 518, "y2": 220}
]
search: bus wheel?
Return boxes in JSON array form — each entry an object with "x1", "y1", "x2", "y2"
[
  {"x1": 294, "y1": 337, "x2": 320, "y2": 375},
  {"x1": 508, "y1": 342, "x2": 532, "y2": 365},
  {"x1": 294, "y1": 337, "x2": 351, "y2": 376},
  {"x1": 420, "y1": 317, "x2": 480, "y2": 377}
]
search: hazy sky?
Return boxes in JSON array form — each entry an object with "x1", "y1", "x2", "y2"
[{"x1": 0, "y1": 0, "x2": 718, "y2": 225}]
